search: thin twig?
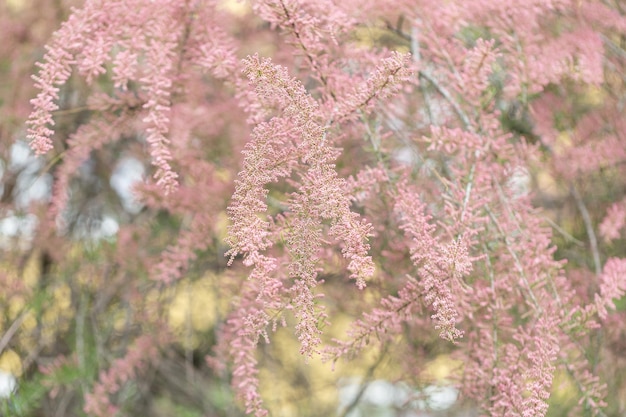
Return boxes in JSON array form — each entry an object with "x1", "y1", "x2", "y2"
[
  {"x1": 185, "y1": 278, "x2": 195, "y2": 384},
  {"x1": 494, "y1": 179, "x2": 564, "y2": 308},
  {"x1": 0, "y1": 309, "x2": 29, "y2": 355},
  {"x1": 481, "y1": 242, "x2": 499, "y2": 403},
  {"x1": 601, "y1": 33, "x2": 626, "y2": 60},
  {"x1": 563, "y1": 361, "x2": 609, "y2": 417},
  {"x1": 485, "y1": 205, "x2": 543, "y2": 313},
  {"x1": 278, "y1": 0, "x2": 337, "y2": 101},
  {"x1": 412, "y1": 23, "x2": 437, "y2": 127},
  {"x1": 51, "y1": 105, "x2": 90, "y2": 116},
  {"x1": 460, "y1": 163, "x2": 476, "y2": 223},
  {"x1": 571, "y1": 185, "x2": 602, "y2": 276},
  {"x1": 543, "y1": 215, "x2": 585, "y2": 246},
  {"x1": 338, "y1": 344, "x2": 388, "y2": 417},
  {"x1": 418, "y1": 70, "x2": 471, "y2": 128}
]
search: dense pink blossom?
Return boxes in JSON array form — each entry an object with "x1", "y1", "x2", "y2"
[
  {"x1": 5, "y1": 0, "x2": 626, "y2": 416},
  {"x1": 595, "y1": 258, "x2": 626, "y2": 320},
  {"x1": 599, "y1": 199, "x2": 626, "y2": 243},
  {"x1": 25, "y1": 0, "x2": 241, "y2": 194}
]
